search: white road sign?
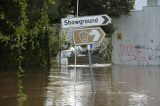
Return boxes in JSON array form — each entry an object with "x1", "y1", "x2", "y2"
[{"x1": 61, "y1": 14, "x2": 111, "y2": 28}]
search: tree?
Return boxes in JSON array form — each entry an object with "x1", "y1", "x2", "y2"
[
  {"x1": 69, "y1": 0, "x2": 135, "y2": 17},
  {"x1": 0, "y1": 0, "x2": 55, "y2": 68},
  {"x1": 0, "y1": 0, "x2": 135, "y2": 67},
  {"x1": 48, "y1": 0, "x2": 72, "y2": 23}
]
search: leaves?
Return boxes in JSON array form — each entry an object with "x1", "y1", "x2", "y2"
[
  {"x1": 0, "y1": 0, "x2": 55, "y2": 68},
  {"x1": 0, "y1": 0, "x2": 135, "y2": 67},
  {"x1": 69, "y1": 0, "x2": 135, "y2": 17}
]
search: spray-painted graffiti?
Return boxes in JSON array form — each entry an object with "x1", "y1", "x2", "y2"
[
  {"x1": 118, "y1": 43, "x2": 160, "y2": 65},
  {"x1": 119, "y1": 45, "x2": 148, "y2": 65}
]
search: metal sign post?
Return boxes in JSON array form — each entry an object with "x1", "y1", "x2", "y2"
[
  {"x1": 74, "y1": 1, "x2": 79, "y2": 106},
  {"x1": 72, "y1": 27, "x2": 106, "y2": 93},
  {"x1": 61, "y1": 3, "x2": 111, "y2": 94},
  {"x1": 88, "y1": 45, "x2": 94, "y2": 92}
]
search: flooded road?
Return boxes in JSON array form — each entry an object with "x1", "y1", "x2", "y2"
[{"x1": 1, "y1": 65, "x2": 160, "y2": 106}]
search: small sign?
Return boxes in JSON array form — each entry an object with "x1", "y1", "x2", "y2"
[
  {"x1": 73, "y1": 27, "x2": 106, "y2": 45},
  {"x1": 61, "y1": 14, "x2": 111, "y2": 28}
]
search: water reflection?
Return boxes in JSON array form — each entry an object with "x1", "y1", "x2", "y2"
[
  {"x1": 45, "y1": 67, "x2": 83, "y2": 106},
  {"x1": 1, "y1": 65, "x2": 160, "y2": 106},
  {"x1": 129, "y1": 92, "x2": 148, "y2": 106},
  {"x1": 45, "y1": 66, "x2": 112, "y2": 106},
  {"x1": 0, "y1": 69, "x2": 17, "y2": 106},
  {"x1": 112, "y1": 65, "x2": 160, "y2": 106},
  {"x1": 17, "y1": 69, "x2": 27, "y2": 106},
  {"x1": 0, "y1": 68, "x2": 47, "y2": 106},
  {"x1": 45, "y1": 65, "x2": 160, "y2": 106}
]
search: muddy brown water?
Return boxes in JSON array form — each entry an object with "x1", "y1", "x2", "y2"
[{"x1": 0, "y1": 65, "x2": 160, "y2": 106}]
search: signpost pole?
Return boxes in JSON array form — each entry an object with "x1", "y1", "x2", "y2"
[
  {"x1": 75, "y1": 0, "x2": 79, "y2": 70},
  {"x1": 74, "y1": 48, "x2": 77, "y2": 106},
  {"x1": 77, "y1": 0, "x2": 79, "y2": 17},
  {"x1": 61, "y1": 1, "x2": 111, "y2": 94},
  {"x1": 73, "y1": 0, "x2": 79, "y2": 105},
  {"x1": 88, "y1": 45, "x2": 94, "y2": 93},
  {"x1": 74, "y1": 0, "x2": 79, "y2": 82},
  {"x1": 59, "y1": 25, "x2": 62, "y2": 67}
]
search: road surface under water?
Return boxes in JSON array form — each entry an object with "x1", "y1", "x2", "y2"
[{"x1": 0, "y1": 65, "x2": 160, "y2": 106}]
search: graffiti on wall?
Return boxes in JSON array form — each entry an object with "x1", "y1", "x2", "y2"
[
  {"x1": 118, "y1": 42, "x2": 160, "y2": 65},
  {"x1": 119, "y1": 44, "x2": 148, "y2": 65}
]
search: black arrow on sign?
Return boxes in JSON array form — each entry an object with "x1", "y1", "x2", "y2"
[{"x1": 102, "y1": 16, "x2": 109, "y2": 24}]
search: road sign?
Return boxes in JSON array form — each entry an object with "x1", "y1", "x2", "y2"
[
  {"x1": 73, "y1": 27, "x2": 106, "y2": 45},
  {"x1": 61, "y1": 14, "x2": 111, "y2": 28}
]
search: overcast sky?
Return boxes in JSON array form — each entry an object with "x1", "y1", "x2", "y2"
[{"x1": 134, "y1": 0, "x2": 147, "y2": 10}]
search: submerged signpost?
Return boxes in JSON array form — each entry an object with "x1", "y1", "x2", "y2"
[
  {"x1": 61, "y1": 14, "x2": 111, "y2": 93},
  {"x1": 73, "y1": 27, "x2": 105, "y2": 45}
]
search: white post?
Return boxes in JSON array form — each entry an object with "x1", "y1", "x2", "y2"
[
  {"x1": 59, "y1": 25, "x2": 62, "y2": 66},
  {"x1": 74, "y1": 0, "x2": 79, "y2": 72},
  {"x1": 73, "y1": 0, "x2": 79, "y2": 105},
  {"x1": 75, "y1": 0, "x2": 79, "y2": 68},
  {"x1": 88, "y1": 45, "x2": 94, "y2": 93},
  {"x1": 77, "y1": 0, "x2": 79, "y2": 17}
]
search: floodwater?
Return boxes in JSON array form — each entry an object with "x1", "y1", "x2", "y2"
[{"x1": 1, "y1": 65, "x2": 160, "y2": 106}]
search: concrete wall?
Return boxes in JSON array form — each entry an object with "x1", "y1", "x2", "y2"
[
  {"x1": 147, "y1": 0, "x2": 158, "y2": 6},
  {"x1": 134, "y1": 0, "x2": 147, "y2": 10},
  {"x1": 158, "y1": 0, "x2": 160, "y2": 5},
  {"x1": 112, "y1": 6, "x2": 160, "y2": 66},
  {"x1": 147, "y1": 0, "x2": 160, "y2": 6}
]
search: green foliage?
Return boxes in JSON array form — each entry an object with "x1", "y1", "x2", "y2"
[
  {"x1": 48, "y1": 0, "x2": 71, "y2": 23},
  {"x1": 50, "y1": 25, "x2": 59, "y2": 57},
  {"x1": 0, "y1": 0, "x2": 55, "y2": 68},
  {"x1": 0, "y1": 0, "x2": 135, "y2": 67},
  {"x1": 17, "y1": 68, "x2": 27, "y2": 106},
  {"x1": 48, "y1": 0, "x2": 135, "y2": 23},
  {"x1": 69, "y1": 0, "x2": 135, "y2": 17}
]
